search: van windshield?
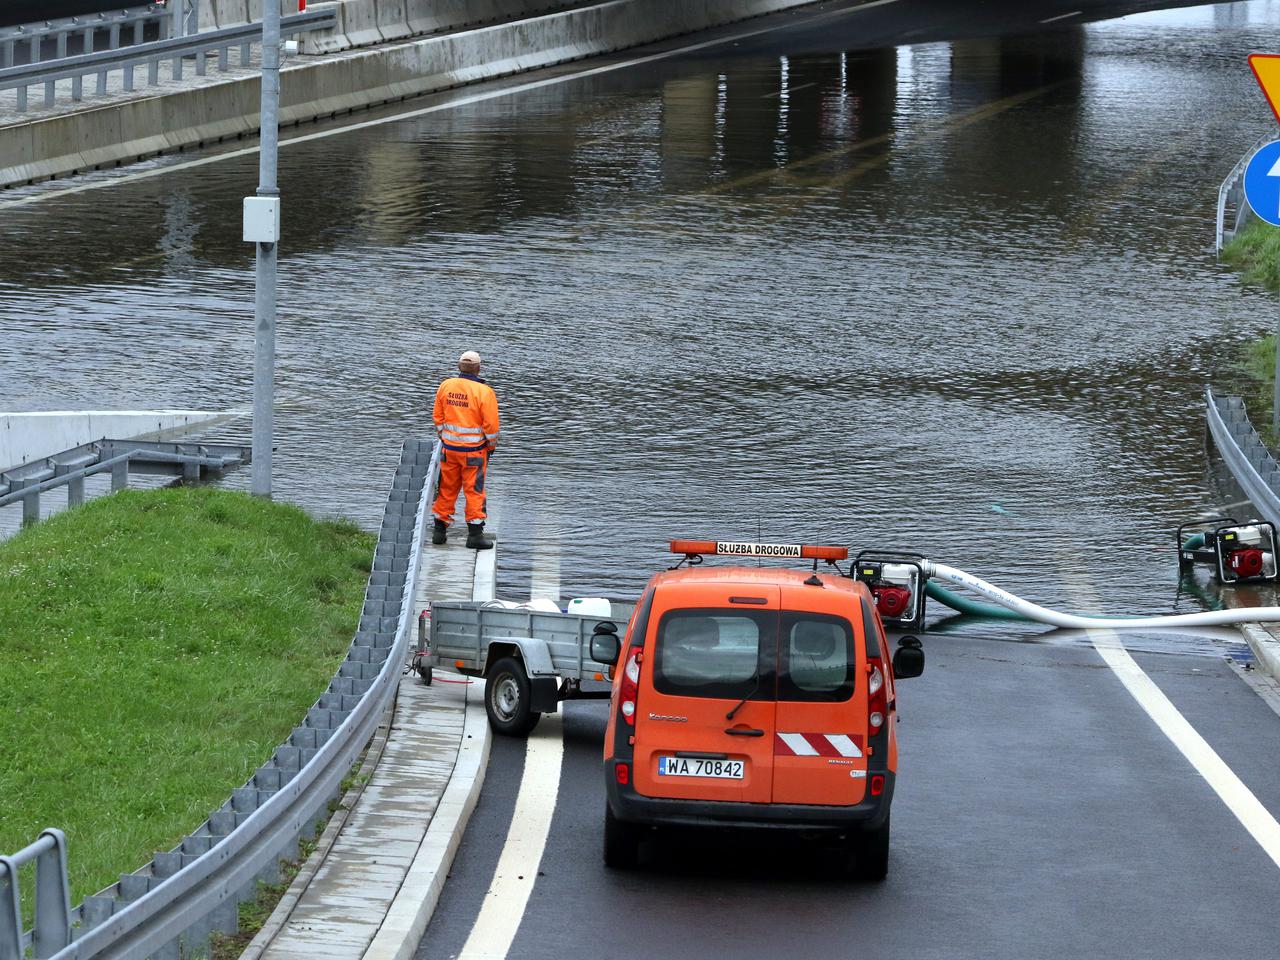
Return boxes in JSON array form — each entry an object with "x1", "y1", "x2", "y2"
[{"x1": 653, "y1": 609, "x2": 770, "y2": 700}]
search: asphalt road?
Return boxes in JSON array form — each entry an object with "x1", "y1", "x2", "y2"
[{"x1": 417, "y1": 624, "x2": 1280, "y2": 960}]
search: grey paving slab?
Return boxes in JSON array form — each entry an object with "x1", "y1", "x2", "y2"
[{"x1": 258, "y1": 667, "x2": 471, "y2": 959}]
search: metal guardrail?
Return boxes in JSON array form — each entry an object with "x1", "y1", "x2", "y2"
[
  {"x1": 0, "y1": 830, "x2": 69, "y2": 960},
  {"x1": 1, "y1": 438, "x2": 439, "y2": 960},
  {"x1": 0, "y1": 8, "x2": 336, "y2": 112},
  {"x1": 0, "y1": 5, "x2": 166, "y2": 70},
  {"x1": 1215, "y1": 132, "x2": 1274, "y2": 255},
  {"x1": 0, "y1": 439, "x2": 251, "y2": 527},
  {"x1": 1206, "y1": 387, "x2": 1280, "y2": 527}
]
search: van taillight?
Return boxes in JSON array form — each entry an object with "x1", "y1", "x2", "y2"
[
  {"x1": 620, "y1": 645, "x2": 643, "y2": 726},
  {"x1": 868, "y1": 660, "x2": 887, "y2": 734},
  {"x1": 871, "y1": 774, "x2": 885, "y2": 797},
  {"x1": 615, "y1": 762, "x2": 630, "y2": 785}
]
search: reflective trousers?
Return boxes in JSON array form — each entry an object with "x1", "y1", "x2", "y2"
[{"x1": 433, "y1": 448, "x2": 488, "y2": 525}]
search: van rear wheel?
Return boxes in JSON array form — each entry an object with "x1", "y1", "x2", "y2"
[
  {"x1": 845, "y1": 814, "x2": 890, "y2": 881},
  {"x1": 485, "y1": 657, "x2": 541, "y2": 737},
  {"x1": 603, "y1": 804, "x2": 640, "y2": 869}
]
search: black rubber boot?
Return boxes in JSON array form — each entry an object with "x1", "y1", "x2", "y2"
[
  {"x1": 466, "y1": 523, "x2": 494, "y2": 550},
  {"x1": 431, "y1": 519, "x2": 447, "y2": 545}
]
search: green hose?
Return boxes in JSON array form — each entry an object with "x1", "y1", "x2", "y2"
[
  {"x1": 924, "y1": 579, "x2": 1144, "y2": 622},
  {"x1": 925, "y1": 580, "x2": 1034, "y2": 621},
  {"x1": 1182, "y1": 533, "x2": 1206, "y2": 550}
]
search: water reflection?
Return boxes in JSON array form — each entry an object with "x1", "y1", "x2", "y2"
[{"x1": 1, "y1": 2, "x2": 1277, "y2": 613}]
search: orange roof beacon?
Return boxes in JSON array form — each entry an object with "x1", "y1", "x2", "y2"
[{"x1": 588, "y1": 539, "x2": 926, "y2": 880}]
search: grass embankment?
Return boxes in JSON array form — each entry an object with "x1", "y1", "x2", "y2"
[
  {"x1": 0, "y1": 487, "x2": 373, "y2": 907},
  {"x1": 1236, "y1": 333, "x2": 1277, "y2": 437},
  {"x1": 1223, "y1": 222, "x2": 1280, "y2": 439},
  {"x1": 1222, "y1": 220, "x2": 1280, "y2": 291}
]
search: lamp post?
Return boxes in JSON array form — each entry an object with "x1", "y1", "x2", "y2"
[{"x1": 245, "y1": 1, "x2": 282, "y2": 497}]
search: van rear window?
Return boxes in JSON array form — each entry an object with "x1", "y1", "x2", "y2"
[
  {"x1": 653, "y1": 609, "x2": 770, "y2": 700},
  {"x1": 778, "y1": 613, "x2": 856, "y2": 702}
]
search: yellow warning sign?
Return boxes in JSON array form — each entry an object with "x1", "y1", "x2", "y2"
[{"x1": 1250, "y1": 54, "x2": 1280, "y2": 126}]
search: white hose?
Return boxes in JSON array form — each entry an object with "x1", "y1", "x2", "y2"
[{"x1": 925, "y1": 561, "x2": 1280, "y2": 629}]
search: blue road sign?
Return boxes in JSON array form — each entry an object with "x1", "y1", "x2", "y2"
[{"x1": 1245, "y1": 140, "x2": 1280, "y2": 227}]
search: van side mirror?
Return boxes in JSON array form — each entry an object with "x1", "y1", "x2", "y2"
[
  {"x1": 892, "y1": 636, "x2": 924, "y2": 679},
  {"x1": 590, "y1": 621, "x2": 621, "y2": 666}
]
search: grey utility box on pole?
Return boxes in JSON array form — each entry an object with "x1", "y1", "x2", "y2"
[{"x1": 247, "y1": 0, "x2": 282, "y2": 497}]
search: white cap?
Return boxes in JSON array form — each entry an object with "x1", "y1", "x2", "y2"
[{"x1": 459, "y1": 350, "x2": 481, "y2": 365}]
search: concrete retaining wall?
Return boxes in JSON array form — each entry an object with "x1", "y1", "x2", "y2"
[
  {"x1": 0, "y1": 411, "x2": 235, "y2": 469},
  {"x1": 0, "y1": 0, "x2": 821, "y2": 188}
]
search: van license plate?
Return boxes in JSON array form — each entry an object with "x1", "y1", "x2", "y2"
[{"x1": 658, "y1": 757, "x2": 744, "y2": 779}]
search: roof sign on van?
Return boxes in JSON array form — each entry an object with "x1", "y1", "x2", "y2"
[{"x1": 669, "y1": 540, "x2": 849, "y2": 561}]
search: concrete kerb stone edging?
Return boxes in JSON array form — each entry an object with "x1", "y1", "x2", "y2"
[
  {"x1": 238, "y1": 694, "x2": 400, "y2": 960},
  {"x1": 362, "y1": 679, "x2": 491, "y2": 960},
  {"x1": 0, "y1": 0, "x2": 820, "y2": 189},
  {"x1": 1238, "y1": 622, "x2": 1280, "y2": 678}
]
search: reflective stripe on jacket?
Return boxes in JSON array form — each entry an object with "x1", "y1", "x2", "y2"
[{"x1": 434, "y1": 374, "x2": 500, "y2": 451}]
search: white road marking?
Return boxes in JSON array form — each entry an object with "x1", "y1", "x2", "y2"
[
  {"x1": 457, "y1": 716, "x2": 564, "y2": 960},
  {"x1": 1061, "y1": 568, "x2": 1280, "y2": 870},
  {"x1": 0, "y1": 0, "x2": 906, "y2": 210},
  {"x1": 1040, "y1": 9, "x2": 1081, "y2": 23}
]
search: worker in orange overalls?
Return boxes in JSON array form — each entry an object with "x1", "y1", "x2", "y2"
[{"x1": 432, "y1": 350, "x2": 500, "y2": 550}]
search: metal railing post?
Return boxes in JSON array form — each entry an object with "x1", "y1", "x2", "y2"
[
  {"x1": 32, "y1": 830, "x2": 70, "y2": 959},
  {"x1": 21, "y1": 489, "x2": 38, "y2": 526},
  {"x1": 0, "y1": 854, "x2": 21, "y2": 960},
  {"x1": 0, "y1": 831, "x2": 71, "y2": 960},
  {"x1": 111, "y1": 459, "x2": 129, "y2": 492}
]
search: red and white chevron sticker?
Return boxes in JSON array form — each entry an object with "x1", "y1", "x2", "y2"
[{"x1": 775, "y1": 732, "x2": 864, "y2": 758}]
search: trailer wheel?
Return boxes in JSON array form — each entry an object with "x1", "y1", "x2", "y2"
[{"x1": 486, "y1": 656, "x2": 541, "y2": 736}]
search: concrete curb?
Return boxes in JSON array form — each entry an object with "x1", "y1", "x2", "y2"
[
  {"x1": 362, "y1": 678, "x2": 491, "y2": 960},
  {"x1": 472, "y1": 540, "x2": 497, "y2": 602},
  {"x1": 1239, "y1": 622, "x2": 1280, "y2": 678}
]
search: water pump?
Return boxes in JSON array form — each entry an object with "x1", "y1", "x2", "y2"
[
  {"x1": 1177, "y1": 517, "x2": 1280, "y2": 584},
  {"x1": 853, "y1": 552, "x2": 928, "y2": 631}
]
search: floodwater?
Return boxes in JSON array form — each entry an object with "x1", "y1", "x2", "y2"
[{"x1": 4, "y1": 0, "x2": 1280, "y2": 618}]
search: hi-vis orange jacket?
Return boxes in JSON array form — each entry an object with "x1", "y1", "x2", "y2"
[{"x1": 434, "y1": 374, "x2": 500, "y2": 452}]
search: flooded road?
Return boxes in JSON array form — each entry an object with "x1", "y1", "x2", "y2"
[{"x1": 3, "y1": 0, "x2": 1279, "y2": 614}]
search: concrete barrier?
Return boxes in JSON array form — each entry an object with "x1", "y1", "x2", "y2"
[
  {"x1": 0, "y1": 0, "x2": 822, "y2": 189},
  {"x1": 337, "y1": 0, "x2": 384, "y2": 48},
  {"x1": 376, "y1": 0, "x2": 414, "y2": 43},
  {"x1": 0, "y1": 411, "x2": 237, "y2": 470}
]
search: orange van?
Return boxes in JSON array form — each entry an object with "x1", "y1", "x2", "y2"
[{"x1": 589, "y1": 541, "x2": 925, "y2": 879}]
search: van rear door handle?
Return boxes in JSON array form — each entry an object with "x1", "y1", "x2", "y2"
[{"x1": 725, "y1": 727, "x2": 764, "y2": 737}]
